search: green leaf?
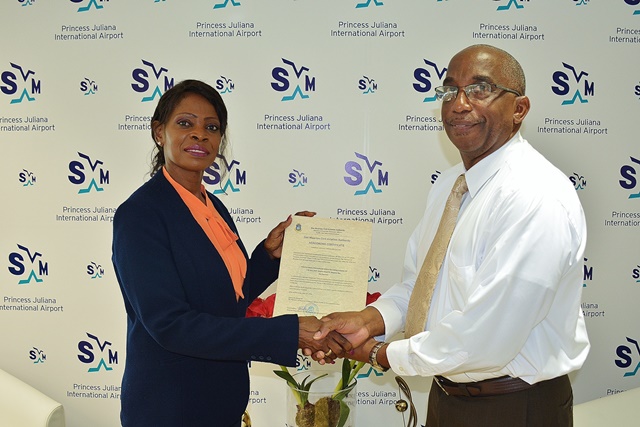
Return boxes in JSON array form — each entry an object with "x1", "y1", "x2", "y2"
[
  {"x1": 302, "y1": 373, "x2": 328, "y2": 391},
  {"x1": 274, "y1": 367, "x2": 307, "y2": 406},
  {"x1": 273, "y1": 369, "x2": 301, "y2": 389},
  {"x1": 297, "y1": 373, "x2": 327, "y2": 406},
  {"x1": 336, "y1": 399, "x2": 351, "y2": 427},
  {"x1": 333, "y1": 380, "x2": 356, "y2": 401},
  {"x1": 340, "y1": 358, "x2": 350, "y2": 391},
  {"x1": 299, "y1": 374, "x2": 313, "y2": 391},
  {"x1": 348, "y1": 361, "x2": 366, "y2": 385},
  {"x1": 274, "y1": 367, "x2": 328, "y2": 407}
]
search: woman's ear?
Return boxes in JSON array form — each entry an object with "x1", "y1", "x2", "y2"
[
  {"x1": 513, "y1": 95, "x2": 530, "y2": 125},
  {"x1": 152, "y1": 121, "x2": 164, "y2": 145}
]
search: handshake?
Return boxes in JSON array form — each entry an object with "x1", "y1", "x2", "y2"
[{"x1": 297, "y1": 306, "x2": 389, "y2": 371}]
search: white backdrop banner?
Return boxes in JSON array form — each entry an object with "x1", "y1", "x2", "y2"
[{"x1": 1, "y1": 1, "x2": 639, "y2": 426}]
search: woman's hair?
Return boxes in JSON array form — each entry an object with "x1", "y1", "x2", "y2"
[{"x1": 149, "y1": 79, "x2": 228, "y2": 176}]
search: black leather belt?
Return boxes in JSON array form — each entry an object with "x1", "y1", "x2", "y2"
[{"x1": 434, "y1": 375, "x2": 535, "y2": 397}]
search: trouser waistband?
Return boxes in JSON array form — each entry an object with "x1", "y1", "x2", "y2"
[{"x1": 434, "y1": 375, "x2": 535, "y2": 397}]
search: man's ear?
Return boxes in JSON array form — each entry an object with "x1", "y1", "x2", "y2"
[{"x1": 513, "y1": 96, "x2": 530, "y2": 125}]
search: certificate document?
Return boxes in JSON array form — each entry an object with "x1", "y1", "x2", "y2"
[{"x1": 273, "y1": 216, "x2": 372, "y2": 317}]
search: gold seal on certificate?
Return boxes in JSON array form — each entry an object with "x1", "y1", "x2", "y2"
[{"x1": 272, "y1": 216, "x2": 373, "y2": 317}]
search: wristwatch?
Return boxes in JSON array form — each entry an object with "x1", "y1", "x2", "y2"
[{"x1": 369, "y1": 341, "x2": 389, "y2": 372}]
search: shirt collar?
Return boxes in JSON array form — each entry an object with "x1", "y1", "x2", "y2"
[{"x1": 464, "y1": 132, "x2": 524, "y2": 198}]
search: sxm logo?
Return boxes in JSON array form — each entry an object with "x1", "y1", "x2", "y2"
[
  {"x1": 271, "y1": 58, "x2": 316, "y2": 101},
  {"x1": 87, "y1": 262, "x2": 104, "y2": 279},
  {"x1": 413, "y1": 59, "x2": 447, "y2": 103},
  {"x1": 80, "y1": 78, "x2": 98, "y2": 96},
  {"x1": 625, "y1": 0, "x2": 640, "y2": 15},
  {"x1": 8, "y1": 244, "x2": 49, "y2": 285},
  {"x1": 1, "y1": 62, "x2": 40, "y2": 104},
  {"x1": 369, "y1": 266, "x2": 380, "y2": 283},
  {"x1": 615, "y1": 337, "x2": 640, "y2": 377},
  {"x1": 216, "y1": 75, "x2": 234, "y2": 94},
  {"x1": 213, "y1": 0, "x2": 240, "y2": 9},
  {"x1": 19, "y1": 169, "x2": 36, "y2": 186},
  {"x1": 619, "y1": 156, "x2": 640, "y2": 199},
  {"x1": 573, "y1": 0, "x2": 589, "y2": 6},
  {"x1": 29, "y1": 347, "x2": 46, "y2": 364},
  {"x1": 357, "y1": 365, "x2": 385, "y2": 379},
  {"x1": 204, "y1": 155, "x2": 246, "y2": 194},
  {"x1": 494, "y1": 0, "x2": 528, "y2": 11},
  {"x1": 78, "y1": 333, "x2": 118, "y2": 372},
  {"x1": 583, "y1": 257, "x2": 592, "y2": 288},
  {"x1": 635, "y1": 81, "x2": 640, "y2": 100},
  {"x1": 552, "y1": 62, "x2": 594, "y2": 105},
  {"x1": 633, "y1": 263, "x2": 640, "y2": 283},
  {"x1": 131, "y1": 60, "x2": 174, "y2": 103},
  {"x1": 288, "y1": 169, "x2": 307, "y2": 188},
  {"x1": 344, "y1": 152, "x2": 389, "y2": 196},
  {"x1": 295, "y1": 353, "x2": 312, "y2": 372},
  {"x1": 70, "y1": 0, "x2": 109, "y2": 13},
  {"x1": 570, "y1": 172, "x2": 587, "y2": 190},
  {"x1": 358, "y1": 76, "x2": 377, "y2": 94},
  {"x1": 356, "y1": 0, "x2": 383, "y2": 8},
  {"x1": 68, "y1": 152, "x2": 110, "y2": 194},
  {"x1": 19, "y1": 0, "x2": 35, "y2": 6}
]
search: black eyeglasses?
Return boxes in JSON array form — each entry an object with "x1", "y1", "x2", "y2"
[{"x1": 434, "y1": 82, "x2": 522, "y2": 102}]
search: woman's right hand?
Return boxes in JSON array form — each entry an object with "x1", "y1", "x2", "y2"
[{"x1": 263, "y1": 211, "x2": 316, "y2": 259}]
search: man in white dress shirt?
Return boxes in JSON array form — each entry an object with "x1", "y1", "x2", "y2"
[{"x1": 314, "y1": 44, "x2": 589, "y2": 426}]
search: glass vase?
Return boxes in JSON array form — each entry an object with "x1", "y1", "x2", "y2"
[{"x1": 286, "y1": 370, "x2": 357, "y2": 427}]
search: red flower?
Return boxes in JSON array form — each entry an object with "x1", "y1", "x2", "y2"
[
  {"x1": 366, "y1": 291, "x2": 381, "y2": 305},
  {"x1": 246, "y1": 293, "x2": 276, "y2": 318}
]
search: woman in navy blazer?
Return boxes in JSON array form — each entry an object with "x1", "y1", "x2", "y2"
[{"x1": 112, "y1": 80, "x2": 348, "y2": 427}]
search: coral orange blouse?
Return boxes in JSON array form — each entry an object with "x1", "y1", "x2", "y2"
[{"x1": 163, "y1": 167, "x2": 247, "y2": 300}]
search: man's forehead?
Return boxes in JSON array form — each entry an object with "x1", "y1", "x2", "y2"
[
  {"x1": 443, "y1": 73, "x2": 493, "y2": 85},
  {"x1": 443, "y1": 50, "x2": 501, "y2": 84}
]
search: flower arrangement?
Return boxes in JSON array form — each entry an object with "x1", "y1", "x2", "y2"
[{"x1": 246, "y1": 292, "x2": 381, "y2": 427}]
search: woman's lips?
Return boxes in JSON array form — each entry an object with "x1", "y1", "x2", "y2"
[{"x1": 185, "y1": 145, "x2": 209, "y2": 157}]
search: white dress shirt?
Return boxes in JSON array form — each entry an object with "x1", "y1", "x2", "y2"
[{"x1": 370, "y1": 133, "x2": 590, "y2": 384}]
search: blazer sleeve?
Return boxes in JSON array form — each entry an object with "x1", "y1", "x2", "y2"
[{"x1": 112, "y1": 195, "x2": 299, "y2": 367}]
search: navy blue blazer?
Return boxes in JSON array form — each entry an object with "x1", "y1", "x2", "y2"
[{"x1": 112, "y1": 172, "x2": 299, "y2": 427}]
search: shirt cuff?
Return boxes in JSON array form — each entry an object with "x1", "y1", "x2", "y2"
[{"x1": 369, "y1": 298, "x2": 405, "y2": 341}]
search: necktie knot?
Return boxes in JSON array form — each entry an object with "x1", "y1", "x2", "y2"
[{"x1": 453, "y1": 174, "x2": 468, "y2": 197}]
